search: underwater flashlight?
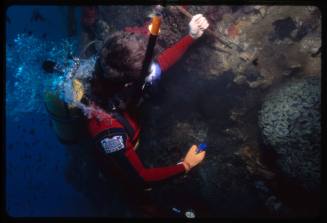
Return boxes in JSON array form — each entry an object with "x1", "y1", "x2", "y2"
[
  {"x1": 135, "y1": 13, "x2": 162, "y2": 105},
  {"x1": 196, "y1": 143, "x2": 207, "y2": 154}
]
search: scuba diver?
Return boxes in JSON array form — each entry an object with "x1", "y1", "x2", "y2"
[
  {"x1": 87, "y1": 14, "x2": 209, "y2": 188},
  {"x1": 44, "y1": 12, "x2": 210, "y2": 217},
  {"x1": 85, "y1": 14, "x2": 210, "y2": 216}
]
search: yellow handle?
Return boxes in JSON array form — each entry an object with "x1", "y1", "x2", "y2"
[
  {"x1": 68, "y1": 79, "x2": 84, "y2": 109},
  {"x1": 149, "y1": 16, "x2": 161, "y2": 36},
  {"x1": 72, "y1": 79, "x2": 84, "y2": 102}
]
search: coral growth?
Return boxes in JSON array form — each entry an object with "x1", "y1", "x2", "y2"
[{"x1": 258, "y1": 77, "x2": 320, "y2": 191}]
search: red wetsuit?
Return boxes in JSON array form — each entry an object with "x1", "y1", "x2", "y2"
[{"x1": 88, "y1": 34, "x2": 195, "y2": 184}]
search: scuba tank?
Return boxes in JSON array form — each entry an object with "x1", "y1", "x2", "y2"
[{"x1": 43, "y1": 58, "x2": 87, "y2": 144}]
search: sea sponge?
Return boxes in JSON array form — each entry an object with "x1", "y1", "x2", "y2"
[{"x1": 258, "y1": 77, "x2": 320, "y2": 191}]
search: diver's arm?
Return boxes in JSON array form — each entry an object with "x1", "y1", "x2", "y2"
[
  {"x1": 156, "y1": 14, "x2": 209, "y2": 72},
  {"x1": 98, "y1": 132, "x2": 205, "y2": 182},
  {"x1": 124, "y1": 148, "x2": 186, "y2": 182},
  {"x1": 96, "y1": 130, "x2": 186, "y2": 182},
  {"x1": 144, "y1": 35, "x2": 193, "y2": 85},
  {"x1": 156, "y1": 35, "x2": 194, "y2": 72}
]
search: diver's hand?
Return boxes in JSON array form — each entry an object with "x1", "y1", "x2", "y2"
[
  {"x1": 182, "y1": 144, "x2": 206, "y2": 172},
  {"x1": 189, "y1": 14, "x2": 209, "y2": 39}
]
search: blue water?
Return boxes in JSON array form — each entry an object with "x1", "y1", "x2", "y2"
[{"x1": 5, "y1": 6, "x2": 108, "y2": 217}]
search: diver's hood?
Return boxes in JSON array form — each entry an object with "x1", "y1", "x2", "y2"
[{"x1": 97, "y1": 58, "x2": 153, "y2": 86}]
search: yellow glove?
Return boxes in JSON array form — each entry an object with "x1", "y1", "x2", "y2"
[{"x1": 182, "y1": 144, "x2": 206, "y2": 173}]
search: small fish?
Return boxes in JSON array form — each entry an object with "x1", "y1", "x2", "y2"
[
  {"x1": 27, "y1": 30, "x2": 33, "y2": 36},
  {"x1": 30, "y1": 9, "x2": 46, "y2": 22},
  {"x1": 6, "y1": 16, "x2": 11, "y2": 24}
]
